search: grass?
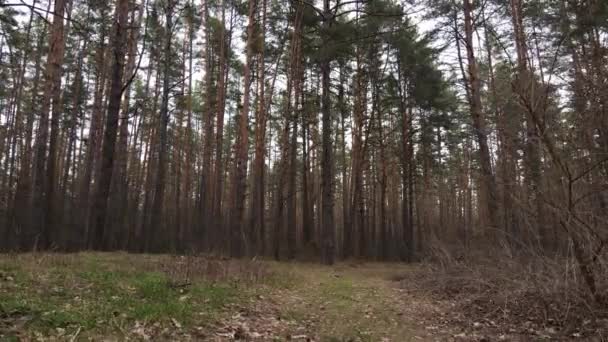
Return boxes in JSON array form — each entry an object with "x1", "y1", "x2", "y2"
[
  {"x1": 1, "y1": 254, "x2": 433, "y2": 341},
  {"x1": 4, "y1": 252, "x2": 602, "y2": 340},
  {"x1": 265, "y1": 263, "x2": 422, "y2": 341},
  {"x1": 0, "y1": 253, "x2": 249, "y2": 340}
]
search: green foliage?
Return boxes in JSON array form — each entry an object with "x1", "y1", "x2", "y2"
[{"x1": 0, "y1": 6, "x2": 19, "y2": 29}]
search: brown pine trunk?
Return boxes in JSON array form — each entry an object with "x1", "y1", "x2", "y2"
[
  {"x1": 286, "y1": 7, "x2": 303, "y2": 259},
  {"x1": 349, "y1": 57, "x2": 365, "y2": 259},
  {"x1": 320, "y1": 0, "x2": 335, "y2": 265},
  {"x1": 5, "y1": 0, "x2": 38, "y2": 241},
  {"x1": 14, "y1": 7, "x2": 50, "y2": 249},
  {"x1": 250, "y1": 0, "x2": 268, "y2": 255},
  {"x1": 301, "y1": 84, "x2": 313, "y2": 248},
  {"x1": 397, "y1": 58, "x2": 413, "y2": 261},
  {"x1": 63, "y1": 31, "x2": 89, "y2": 250},
  {"x1": 272, "y1": 4, "x2": 301, "y2": 259},
  {"x1": 199, "y1": 0, "x2": 213, "y2": 250},
  {"x1": 483, "y1": 13, "x2": 518, "y2": 247},
  {"x1": 287, "y1": 100, "x2": 299, "y2": 259},
  {"x1": 141, "y1": 58, "x2": 162, "y2": 251},
  {"x1": 31, "y1": 0, "x2": 67, "y2": 250},
  {"x1": 338, "y1": 64, "x2": 348, "y2": 259},
  {"x1": 46, "y1": 0, "x2": 74, "y2": 250},
  {"x1": 463, "y1": 0, "x2": 498, "y2": 229},
  {"x1": 172, "y1": 17, "x2": 188, "y2": 251},
  {"x1": 88, "y1": 0, "x2": 130, "y2": 250},
  {"x1": 182, "y1": 0, "x2": 195, "y2": 250},
  {"x1": 107, "y1": 1, "x2": 143, "y2": 250},
  {"x1": 212, "y1": 0, "x2": 228, "y2": 251},
  {"x1": 80, "y1": 6, "x2": 110, "y2": 245},
  {"x1": 149, "y1": 0, "x2": 175, "y2": 252},
  {"x1": 228, "y1": 0, "x2": 256, "y2": 258},
  {"x1": 371, "y1": 62, "x2": 388, "y2": 260},
  {"x1": 509, "y1": 0, "x2": 545, "y2": 250}
]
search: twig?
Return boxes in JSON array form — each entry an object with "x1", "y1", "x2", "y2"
[{"x1": 69, "y1": 326, "x2": 81, "y2": 342}]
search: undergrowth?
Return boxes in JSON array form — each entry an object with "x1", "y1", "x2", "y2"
[{"x1": 402, "y1": 247, "x2": 608, "y2": 340}]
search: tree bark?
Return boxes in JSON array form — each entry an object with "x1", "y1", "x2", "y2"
[
  {"x1": 462, "y1": 0, "x2": 498, "y2": 229},
  {"x1": 149, "y1": 0, "x2": 175, "y2": 252},
  {"x1": 250, "y1": 0, "x2": 268, "y2": 256},
  {"x1": 320, "y1": 0, "x2": 335, "y2": 265},
  {"x1": 212, "y1": 0, "x2": 228, "y2": 251},
  {"x1": 88, "y1": 0, "x2": 130, "y2": 250},
  {"x1": 229, "y1": 0, "x2": 256, "y2": 258},
  {"x1": 31, "y1": 0, "x2": 67, "y2": 250},
  {"x1": 80, "y1": 5, "x2": 110, "y2": 246}
]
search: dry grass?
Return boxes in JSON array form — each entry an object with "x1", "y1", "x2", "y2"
[
  {"x1": 8, "y1": 251, "x2": 604, "y2": 341},
  {"x1": 400, "y1": 250, "x2": 608, "y2": 340},
  {"x1": 0, "y1": 252, "x2": 274, "y2": 340},
  {"x1": 2, "y1": 253, "x2": 436, "y2": 341}
]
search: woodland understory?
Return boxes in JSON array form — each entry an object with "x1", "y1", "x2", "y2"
[{"x1": 0, "y1": 0, "x2": 607, "y2": 338}]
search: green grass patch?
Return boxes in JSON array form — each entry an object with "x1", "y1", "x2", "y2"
[
  {"x1": 0, "y1": 253, "x2": 250, "y2": 339},
  {"x1": 191, "y1": 282, "x2": 240, "y2": 309}
]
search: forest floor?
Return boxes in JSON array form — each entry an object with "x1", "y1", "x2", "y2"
[{"x1": 0, "y1": 253, "x2": 602, "y2": 341}]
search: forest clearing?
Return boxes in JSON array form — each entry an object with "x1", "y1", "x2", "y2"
[
  {"x1": 0, "y1": 0, "x2": 607, "y2": 340},
  {"x1": 0, "y1": 253, "x2": 606, "y2": 341}
]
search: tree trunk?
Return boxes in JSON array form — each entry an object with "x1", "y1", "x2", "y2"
[
  {"x1": 88, "y1": 0, "x2": 130, "y2": 250},
  {"x1": 149, "y1": 0, "x2": 175, "y2": 252},
  {"x1": 199, "y1": 0, "x2": 213, "y2": 250},
  {"x1": 14, "y1": 9, "x2": 49, "y2": 250},
  {"x1": 5, "y1": 0, "x2": 38, "y2": 243},
  {"x1": 462, "y1": 0, "x2": 498, "y2": 229},
  {"x1": 250, "y1": 0, "x2": 268, "y2": 256},
  {"x1": 80, "y1": 6, "x2": 110, "y2": 246},
  {"x1": 286, "y1": 6, "x2": 303, "y2": 259},
  {"x1": 107, "y1": 1, "x2": 143, "y2": 250},
  {"x1": 31, "y1": 0, "x2": 67, "y2": 250},
  {"x1": 212, "y1": 0, "x2": 228, "y2": 251},
  {"x1": 509, "y1": 0, "x2": 545, "y2": 250},
  {"x1": 320, "y1": 0, "x2": 335, "y2": 265},
  {"x1": 229, "y1": 0, "x2": 256, "y2": 258},
  {"x1": 182, "y1": 0, "x2": 195, "y2": 250}
]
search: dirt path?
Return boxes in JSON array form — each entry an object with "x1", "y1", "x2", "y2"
[{"x1": 213, "y1": 262, "x2": 455, "y2": 341}]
